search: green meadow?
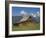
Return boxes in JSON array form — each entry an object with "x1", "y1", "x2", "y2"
[{"x1": 12, "y1": 21, "x2": 40, "y2": 31}]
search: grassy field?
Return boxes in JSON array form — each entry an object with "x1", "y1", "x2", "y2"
[{"x1": 12, "y1": 21, "x2": 40, "y2": 31}]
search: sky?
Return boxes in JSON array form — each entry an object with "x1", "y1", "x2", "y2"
[{"x1": 12, "y1": 7, "x2": 40, "y2": 16}]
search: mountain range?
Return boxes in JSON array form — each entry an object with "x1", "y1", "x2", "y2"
[{"x1": 12, "y1": 15, "x2": 40, "y2": 24}]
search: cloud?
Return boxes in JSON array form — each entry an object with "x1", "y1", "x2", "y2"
[
  {"x1": 30, "y1": 13, "x2": 37, "y2": 17},
  {"x1": 37, "y1": 11, "x2": 40, "y2": 16},
  {"x1": 20, "y1": 10, "x2": 27, "y2": 15},
  {"x1": 37, "y1": 11, "x2": 39, "y2": 14},
  {"x1": 31, "y1": 13, "x2": 34, "y2": 16},
  {"x1": 33, "y1": 14, "x2": 37, "y2": 17},
  {"x1": 20, "y1": 10, "x2": 40, "y2": 17},
  {"x1": 30, "y1": 11, "x2": 40, "y2": 17}
]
